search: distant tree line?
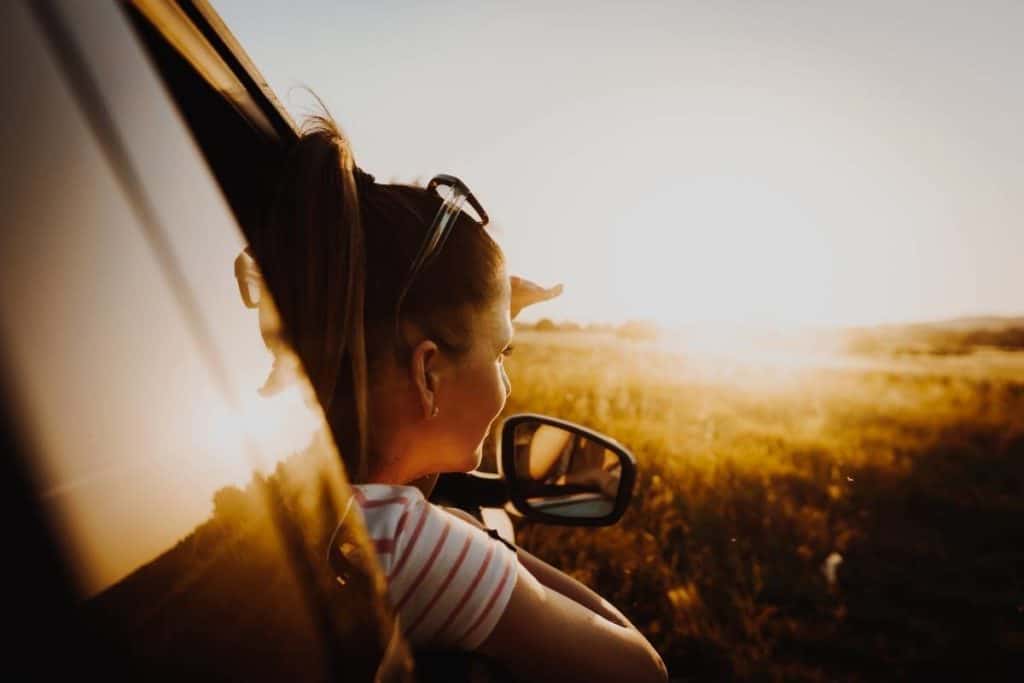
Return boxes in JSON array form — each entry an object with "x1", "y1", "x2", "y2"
[
  {"x1": 519, "y1": 318, "x2": 661, "y2": 341},
  {"x1": 845, "y1": 324, "x2": 1024, "y2": 356}
]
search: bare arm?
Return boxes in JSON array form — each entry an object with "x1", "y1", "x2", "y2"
[
  {"x1": 514, "y1": 545, "x2": 639, "y2": 632},
  {"x1": 443, "y1": 506, "x2": 666, "y2": 682},
  {"x1": 526, "y1": 425, "x2": 573, "y2": 480},
  {"x1": 477, "y1": 561, "x2": 667, "y2": 683}
]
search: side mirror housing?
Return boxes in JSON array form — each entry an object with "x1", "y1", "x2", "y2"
[{"x1": 501, "y1": 413, "x2": 636, "y2": 526}]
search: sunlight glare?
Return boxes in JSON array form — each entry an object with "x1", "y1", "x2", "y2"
[{"x1": 610, "y1": 175, "x2": 838, "y2": 328}]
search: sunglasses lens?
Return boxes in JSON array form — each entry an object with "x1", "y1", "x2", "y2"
[
  {"x1": 434, "y1": 183, "x2": 483, "y2": 225},
  {"x1": 395, "y1": 174, "x2": 489, "y2": 341}
]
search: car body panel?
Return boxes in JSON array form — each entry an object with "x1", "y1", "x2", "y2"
[{"x1": 1, "y1": 1, "x2": 412, "y2": 679}]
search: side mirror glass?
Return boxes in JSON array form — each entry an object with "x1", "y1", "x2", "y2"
[{"x1": 501, "y1": 414, "x2": 636, "y2": 526}]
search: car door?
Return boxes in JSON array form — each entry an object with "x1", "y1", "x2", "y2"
[{"x1": 1, "y1": 1, "x2": 413, "y2": 680}]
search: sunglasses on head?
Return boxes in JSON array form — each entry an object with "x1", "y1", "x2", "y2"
[{"x1": 392, "y1": 174, "x2": 491, "y2": 346}]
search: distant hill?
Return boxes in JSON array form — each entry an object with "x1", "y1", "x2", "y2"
[
  {"x1": 514, "y1": 315, "x2": 1024, "y2": 356},
  {"x1": 843, "y1": 316, "x2": 1024, "y2": 356},
  {"x1": 920, "y1": 316, "x2": 1024, "y2": 331}
]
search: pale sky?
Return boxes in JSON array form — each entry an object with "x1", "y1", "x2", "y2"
[{"x1": 214, "y1": 0, "x2": 1022, "y2": 328}]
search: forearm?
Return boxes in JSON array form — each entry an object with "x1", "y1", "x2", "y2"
[
  {"x1": 479, "y1": 563, "x2": 668, "y2": 683},
  {"x1": 442, "y1": 506, "x2": 639, "y2": 631},
  {"x1": 516, "y1": 546, "x2": 638, "y2": 632}
]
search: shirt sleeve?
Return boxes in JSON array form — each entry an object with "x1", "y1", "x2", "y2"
[{"x1": 386, "y1": 494, "x2": 519, "y2": 651}]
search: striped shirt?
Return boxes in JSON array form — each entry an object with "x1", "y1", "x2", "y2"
[{"x1": 351, "y1": 483, "x2": 519, "y2": 651}]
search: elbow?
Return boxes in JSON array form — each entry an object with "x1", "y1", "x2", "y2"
[
  {"x1": 645, "y1": 649, "x2": 669, "y2": 683},
  {"x1": 568, "y1": 633, "x2": 667, "y2": 683},
  {"x1": 625, "y1": 637, "x2": 667, "y2": 683},
  {"x1": 654, "y1": 653, "x2": 669, "y2": 683}
]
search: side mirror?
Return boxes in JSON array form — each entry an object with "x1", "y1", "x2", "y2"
[{"x1": 501, "y1": 413, "x2": 636, "y2": 526}]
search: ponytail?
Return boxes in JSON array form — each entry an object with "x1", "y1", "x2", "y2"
[
  {"x1": 251, "y1": 114, "x2": 371, "y2": 482},
  {"x1": 333, "y1": 127, "x2": 371, "y2": 485}
]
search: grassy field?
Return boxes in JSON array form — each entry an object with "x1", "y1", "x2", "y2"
[{"x1": 497, "y1": 328, "x2": 1024, "y2": 681}]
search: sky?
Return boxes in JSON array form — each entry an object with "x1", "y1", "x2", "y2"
[{"x1": 214, "y1": 0, "x2": 1022, "y2": 328}]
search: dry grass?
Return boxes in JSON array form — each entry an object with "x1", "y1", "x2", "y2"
[{"x1": 497, "y1": 330, "x2": 1024, "y2": 681}]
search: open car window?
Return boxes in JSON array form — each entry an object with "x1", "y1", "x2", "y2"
[{"x1": 0, "y1": 2, "x2": 412, "y2": 680}]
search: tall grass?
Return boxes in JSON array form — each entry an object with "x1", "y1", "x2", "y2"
[{"x1": 499, "y1": 331, "x2": 1024, "y2": 681}]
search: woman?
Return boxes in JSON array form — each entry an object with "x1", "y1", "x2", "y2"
[{"x1": 247, "y1": 111, "x2": 667, "y2": 683}]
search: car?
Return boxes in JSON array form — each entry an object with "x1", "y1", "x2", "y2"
[{"x1": 2, "y1": 2, "x2": 641, "y2": 680}]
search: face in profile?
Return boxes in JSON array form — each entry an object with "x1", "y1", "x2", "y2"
[
  {"x1": 429, "y1": 271, "x2": 514, "y2": 474},
  {"x1": 444, "y1": 270, "x2": 512, "y2": 473}
]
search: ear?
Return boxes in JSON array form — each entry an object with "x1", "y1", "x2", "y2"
[{"x1": 410, "y1": 338, "x2": 441, "y2": 420}]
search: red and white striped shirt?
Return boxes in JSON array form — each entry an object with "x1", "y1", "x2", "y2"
[{"x1": 351, "y1": 483, "x2": 518, "y2": 651}]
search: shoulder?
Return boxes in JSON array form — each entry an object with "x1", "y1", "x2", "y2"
[
  {"x1": 353, "y1": 486, "x2": 519, "y2": 651},
  {"x1": 351, "y1": 484, "x2": 422, "y2": 512},
  {"x1": 351, "y1": 484, "x2": 422, "y2": 526},
  {"x1": 349, "y1": 484, "x2": 421, "y2": 565}
]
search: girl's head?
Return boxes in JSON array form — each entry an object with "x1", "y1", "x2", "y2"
[{"x1": 249, "y1": 113, "x2": 513, "y2": 484}]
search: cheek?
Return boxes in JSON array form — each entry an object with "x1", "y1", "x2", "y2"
[
  {"x1": 493, "y1": 361, "x2": 510, "y2": 411},
  {"x1": 445, "y1": 363, "x2": 507, "y2": 469},
  {"x1": 469, "y1": 363, "x2": 507, "y2": 425}
]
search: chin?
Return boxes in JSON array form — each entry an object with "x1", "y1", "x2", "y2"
[
  {"x1": 452, "y1": 444, "x2": 483, "y2": 473},
  {"x1": 435, "y1": 439, "x2": 485, "y2": 475},
  {"x1": 469, "y1": 444, "x2": 484, "y2": 471}
]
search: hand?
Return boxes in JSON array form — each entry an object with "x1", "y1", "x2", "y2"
[{"x1": 510, "y1": 275, "x2": 563, "y2": 319}]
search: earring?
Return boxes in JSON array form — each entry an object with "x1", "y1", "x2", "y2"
[{"x1": 431, "y1": 405, "x2": 439, "y2": 417}]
